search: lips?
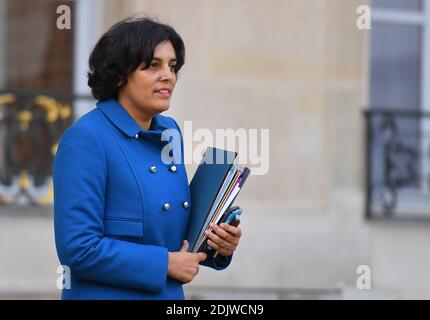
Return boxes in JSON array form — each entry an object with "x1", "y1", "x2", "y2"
[{"x1": 154, "y1": 88, "x2": 172, "y2": 98}]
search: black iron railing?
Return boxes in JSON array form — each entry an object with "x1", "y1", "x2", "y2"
[
  {"x1": 0, "y1": 89, "x2": 94, "y2": 206},
  {"x1": 365, "y1": 109, "x2": 430, "y2": 219}
]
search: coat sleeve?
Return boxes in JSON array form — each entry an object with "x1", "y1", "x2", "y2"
[
  {"x1": 169, "y1": 117, "x2": 233, "y2": 271},
  {"x1": 53, "y1": 124, "x2": 168, "y2": 293}
]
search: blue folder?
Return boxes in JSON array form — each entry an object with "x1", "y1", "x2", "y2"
[{"x1": 185, "y1": 147, "x2": 249, "y2": 252}]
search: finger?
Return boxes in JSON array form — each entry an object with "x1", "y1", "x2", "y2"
[
  {"x1": 207, "y1": 239, "x2": 234, "y2": 255},
  {"x1": 207, "y1": 239, "x2": 222, "y2": 251},
  {"x1": 180, "y1": 240, "x2": 189, "y2": 252},
  {"x1": 205, "y1": 229, "x2": 228, "y2": 248},
  {"x1": 209, "y1": 223, "x2": 233, "y2": 243},
  {"x1": 197, "y1": 252, "x2": 207, "y2": 262},
  {"x1": 220, "y1": 223, "x2": 242, "y2": 237}
]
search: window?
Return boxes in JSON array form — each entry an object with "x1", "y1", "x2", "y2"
[
  {"x1": 366, "y1": 0, "x2": 430, "y2": 218},
  {"x1": 0, "y1": 0, "x2": 93, "y2": 206}
]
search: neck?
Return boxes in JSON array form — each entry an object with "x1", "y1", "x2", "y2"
[
  {"x1": 137, "y1": 118, "x2": 152, "y2": 131},
  {"x1": 118, "y1": 97, "x2": 153, "y2": 131}
]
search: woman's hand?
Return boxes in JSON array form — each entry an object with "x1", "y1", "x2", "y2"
[
  {"x1": 204, "y1": 221, "x2": 242, "y2": 257},
  {"x1": 167, "y1": 240, "x2": 207, "y2": 283}
]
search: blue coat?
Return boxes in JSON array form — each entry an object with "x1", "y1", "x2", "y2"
[{"x1": 53, "y1": 99, "x2": 231, "y2": 300}]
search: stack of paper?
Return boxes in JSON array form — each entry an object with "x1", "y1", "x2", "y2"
[{"x1": 185, "y1": 147, "x2": 250, "y2": 253}]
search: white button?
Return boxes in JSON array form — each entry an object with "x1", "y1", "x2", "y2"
[
  {"x1": 183, "y1": 201, "x2": 189, "y2": 209},
  {"x1": 135, "y1": 134, "x2": 139, "y2": 139},
  {"x1": 163, "y1": 203, "x2": 171, "y2": 211},
  {"x1": 170, "y1": 165, "x2": 177, "y2": 173},
  {"x1": 149, "y1": 166, "x2": 157, "y2": 173}
]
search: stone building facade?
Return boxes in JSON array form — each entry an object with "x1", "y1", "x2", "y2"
[{"x1": 0, "y1": 0, "x2": 429, "y2": 299}]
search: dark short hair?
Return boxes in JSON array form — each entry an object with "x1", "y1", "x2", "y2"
[{"x1": 87, "y1": 16, "x2": 185, "y2": 101}]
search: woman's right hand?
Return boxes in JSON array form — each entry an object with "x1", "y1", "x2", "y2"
[{"x1": 167, "y1": 240, "x2": 207, "y2": 283}]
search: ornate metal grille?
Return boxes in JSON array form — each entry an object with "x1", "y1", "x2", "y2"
[
  {"x1": 0, "y1": 89, "x2": 93, "y2": 206},
  {"x1": 365, "y1": 109, "x2": 430, "y2": 219}
]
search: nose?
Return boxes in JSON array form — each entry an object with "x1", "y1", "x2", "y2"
[{"x1": 159, "y1": 64, "x2": 175, "y2": 82}]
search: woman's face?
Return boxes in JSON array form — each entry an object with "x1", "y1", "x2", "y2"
[{"x1": 119, "y1": 40, "x2": 178, "y2": 120}]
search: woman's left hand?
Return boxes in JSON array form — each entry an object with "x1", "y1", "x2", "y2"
[{"x1": 204, "y1": 221, "x2": 242, "y2": 257}]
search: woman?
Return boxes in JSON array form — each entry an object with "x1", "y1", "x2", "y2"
[{"x1": 53, "y1": 16, "x2": 242, "y2": 300}]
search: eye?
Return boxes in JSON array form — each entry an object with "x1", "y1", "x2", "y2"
[{"x1": 149, "y1": 62, "x2": 159, "y2": 68}]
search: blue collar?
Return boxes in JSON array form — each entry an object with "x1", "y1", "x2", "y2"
[{"x1": 96, "y1": 99, "x2": 166, "y2": 138}]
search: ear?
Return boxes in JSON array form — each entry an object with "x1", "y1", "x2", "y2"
[{"x1": 117, "y1": 76, "x2": 126, "y2": 87}]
